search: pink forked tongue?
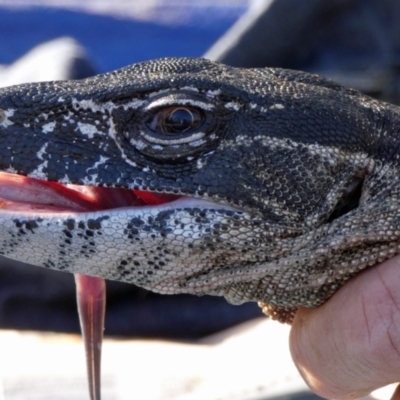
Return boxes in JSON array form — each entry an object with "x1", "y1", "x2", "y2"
[{"x1": 0, "y1": 172, "x2": 177, "y2": 400}]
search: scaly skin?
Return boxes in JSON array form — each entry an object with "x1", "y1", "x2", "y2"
[{"x1": 0, "y1": 57, "x2": 400, "y2": 323}]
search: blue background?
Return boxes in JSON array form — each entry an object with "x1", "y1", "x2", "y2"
[{"x1": 0, "y1": 6, "x2": 246, "y2": 72}]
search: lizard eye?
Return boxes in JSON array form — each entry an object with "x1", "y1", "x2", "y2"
[
  {"x1": 148, "y1": 106, "x2": 203, "y2": 134},
  {"x1": 116, "y1": 93, "x2": 219, "y2": 162}
]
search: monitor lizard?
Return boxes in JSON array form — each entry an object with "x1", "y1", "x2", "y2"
[{"x1": 0, "y1": 57, "x2": 398, "y2": 326}]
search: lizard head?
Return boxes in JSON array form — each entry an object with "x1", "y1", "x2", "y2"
[{"x1": 0, "y1": 57, "x2": 396, "y2": 322}]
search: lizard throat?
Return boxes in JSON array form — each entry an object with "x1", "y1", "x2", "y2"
[{"x1": 0, "y1": 172, "x2": 182, "y2": 212}]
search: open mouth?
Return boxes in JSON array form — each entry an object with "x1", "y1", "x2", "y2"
[
  {"x1": 0, "y1": 174, "x2": 184, "y2": 400},
  {"x1": 0, "y1": 172, "x2": 182, "y2": 212},
  {"x1": 0, "y1": 171, "x2": 241, "y2": 400}
]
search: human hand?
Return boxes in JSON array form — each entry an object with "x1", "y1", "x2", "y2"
[{"x1": 289, "y1": 254, "x2": 400, "y2": 399}]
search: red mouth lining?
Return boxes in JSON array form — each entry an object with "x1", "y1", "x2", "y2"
[{"x1": 0, "y1": 172, "x2": 180, "y2": 212}]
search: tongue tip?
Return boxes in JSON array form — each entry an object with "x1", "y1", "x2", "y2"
[{"x1": 75, "y1": 274, "x2": 106, "y2": 400}]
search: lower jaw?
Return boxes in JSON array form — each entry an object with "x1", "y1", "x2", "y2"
[
  {"x1": 0, "y1": 172, "x2": 248, "y2": 398},
  {"x1": 0, "y1": 171, "x2": 194, "y2": 400}
]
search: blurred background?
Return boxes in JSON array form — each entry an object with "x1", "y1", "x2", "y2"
[
  {"x1": 0, "y1": 0, "x2": 248, "y2": 76},
  {"x1": 0, "y1": 0, "x2": 399, "y2": 398}
]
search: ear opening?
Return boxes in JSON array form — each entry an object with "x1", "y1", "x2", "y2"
[{"x1": 327, "y1": 177, "x2": 364, "y2": 223}]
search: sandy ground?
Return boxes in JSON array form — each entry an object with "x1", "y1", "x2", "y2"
[
  {"x1": 0, "y1": 319, "x2": 308, "y2": 400},
  {"x1": 0, "y1": 318, "x2": 395, "y2": 400}
]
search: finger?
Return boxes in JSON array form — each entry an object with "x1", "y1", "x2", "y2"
[
  {"x1": 391, "y1": 384, "x2": 400, "y2": 400},
  {"x1": 289, "y1": 254, "x2": 400, "y2": 399}
]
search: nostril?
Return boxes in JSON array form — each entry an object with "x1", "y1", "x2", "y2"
[{"x1": 327, "y1": 177, "x2": 364, "y2": 223}]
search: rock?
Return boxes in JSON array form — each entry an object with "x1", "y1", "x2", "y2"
[{"x1": 0, "y1": 36, "x2": 96, "y2": 87}]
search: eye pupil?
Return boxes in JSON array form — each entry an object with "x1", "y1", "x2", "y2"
[
  {"x1": 162, "y1": 107, "x2": 201, "y2": 133},
  {"x1": 147, "y1": 106, "x2": 204, "y2": 135},
  {"x1": 165, "y1": 108, "x2": 194, "y2": 133}
]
